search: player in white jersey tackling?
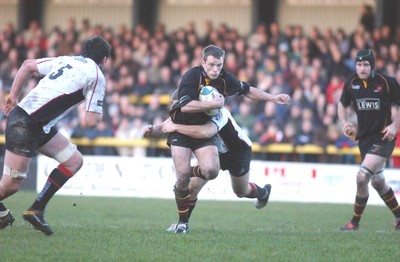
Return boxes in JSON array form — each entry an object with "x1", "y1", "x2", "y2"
[
  {"x1": 144, "y1": 107, "x2": 272, "y2": 233},
  {"x1": 0, "y1": 36, "x2": 111, "y2": 235}
]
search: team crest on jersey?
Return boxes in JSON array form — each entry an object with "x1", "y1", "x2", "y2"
[
  {"x1": 374, "y1": 85, "x2": 383, "y2": 93},
  {"x1": 351, "y1": 85, "x2": 360, "y2": 90},
  {"x1": 97, "y1": 100, "x2": 103, "y2": 106}
]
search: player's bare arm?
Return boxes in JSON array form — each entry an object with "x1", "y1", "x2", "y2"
[
  {"x1": 85, "y1": 111, "x2": 102, "y2": 129},
  {"x1": 382, "y1": 105, "x2": 400, "y2": 141},
  {"x1": 244, "y1": 86, "x2": 291, "y2": 104},
  {"x1": 338, "y1": 102, "x2": 357, "y2": 138},
  {"x1": 4, "y1": 59, "x2": 39, "y2": 116},
  {"x1": 161, "y1": 118, "x2": 218, "y2": 139},
  {"x1": 180, "y1": 95, "x2": 225, "y2": 113}
]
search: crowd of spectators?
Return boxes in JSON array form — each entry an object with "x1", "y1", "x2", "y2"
[{"x1": 1, "y1": 17, "x2": 400, "y2": 165}]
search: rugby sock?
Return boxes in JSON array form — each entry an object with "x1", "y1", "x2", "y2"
[
  {"x1": 350, "y1": 195, "x2": 369, "y2": 225},
  {"x1": 0, "y1": 202, "x2": 8, "y2": 216},
  {"x1": 191, "y1": 166, "x2": 207, "y2": 180},
  {"x1": 0, "y1": 201, "x2": 7, "y2": 211},
  {"x1": 188, "y1": 198, "x2": 198, "y2": 219},
  {"x1": 29, "y1": 165, "x2": 74, "y2": 211},
  {"x1": 248, "y1": 183, "x2": 265, "y2": 199},
  {"x1": 174, "y1": 187, "x2": 190, "y2": 223},
  {"x1": 380, "y1": 188, "x2": 400, "y2": 218}
]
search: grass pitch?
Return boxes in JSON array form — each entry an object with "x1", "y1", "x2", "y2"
[{"x1": 1, "y1": 191, "x2": 399, "y2": 262}]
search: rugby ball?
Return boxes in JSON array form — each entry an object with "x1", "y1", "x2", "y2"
[{"x1": 199, "y1": 86, "x2": 220, "y2": 116}]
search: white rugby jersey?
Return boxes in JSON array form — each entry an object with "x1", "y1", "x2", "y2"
[
  {"x1": 18, "y1": 56, "x2": 106, "y2": 133},
  {"x1": 211, "y1": 107, "x2": 252, "y2": 153}
]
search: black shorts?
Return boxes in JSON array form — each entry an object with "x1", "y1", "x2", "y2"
[
  {"x1": 359, "y1": 137, "x2": 395, "y2": 160},
  {"x1": 167, "y1": 132, "x2": 219, "y2": 151},
  {"x1": 219, "y1": 147, "x2": 252, "y2": 177},
  {"x1": 5, "y1": 106, "x2": 58, "y2": 157}
]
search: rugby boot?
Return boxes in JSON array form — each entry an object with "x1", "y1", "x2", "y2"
[
  {"x1": 255, "y1": 184, "x2": 272, "y2": 209},
  {"x1": 340, "y1": 222, "x2": 359, "y2": 231},
  {"x1": 23, "y1": 210, "x2": 54, "y2": 236},
  {"x1": 0, "y1": 210, "x2": 15, "y2": 229}
]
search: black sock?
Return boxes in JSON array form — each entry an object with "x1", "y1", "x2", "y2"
[
  {"x1": 0, "y1": 202, "x2": 7, "y2": 211},
  {"x1": 30, "y1": 167, "x2": 73, "y2": 211},
  {"x1": 249, "y1": 183, "x2": 265, "y2": 199}
]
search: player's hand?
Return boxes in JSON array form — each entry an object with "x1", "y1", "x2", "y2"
[
  {"x1": 210, "y1": 93, "x2": 225, "y2": 108},
  {"x1": 143, "y1": 124, "x2": 163, "y2": 139},
  {"x1": 272, "y1": 94, "x2": 291, "y2": 105},
  {"x1": 161, "y1": 118, "x2": 177, "y2": 134},
  {"x1": 142, "y1": 125, "x2": 154, "y2": 139},
  {"x1": 343, "y1": 122, "x2": 357, "y2": 139},
  {"x1": 381, "y1": 123, "x2": 397, "y2": 141},
  {"x1": 3, "y1": 95, "x2": 18, "y2": 117}
]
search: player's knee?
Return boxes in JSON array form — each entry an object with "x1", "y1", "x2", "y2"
[
  {"x1": 356, "y1": 166, "x2": 373, "y2": 186},
  {"x1": 233, "y1": 189, "x2": 246, "y2": 198},
  {"x1": 200, "y1": 164, "x2": 219, "y2": 180},
  {"x1": 3, "y1": 165, "x2": 27, "y2": 180},
  {"x1": 0, "y1": 178, "x2": 21, "y2": 199},
  {"x1": 205, "y1": 168, "x2": 219, "y2": 180},
  {"x1": 54, "y1": 143, "x2": 77, "y2": 163},
  {"x1": 175, "y1": 174, "x2": 191, "y2": 190},
  {"x1": 57, "y1": 148, "x2": 83, "y2": 175},
  {"x1": 371, "y1": 170, "x2": 386, "y2": 191}
]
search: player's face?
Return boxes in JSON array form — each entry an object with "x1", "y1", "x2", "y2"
[
  {"x1": 356, "y1": 61, "x2": 372, "y2": 80},
  {"x1": 202, "y1": 55, "x2": 224, "y2": 80},
  {"x1": 98, "y1": 57, "x2": 108, "y2": 70}
]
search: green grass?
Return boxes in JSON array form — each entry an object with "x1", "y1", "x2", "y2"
[{"x1": 1, "y1": 191, "x2": 399, "y2": 262}]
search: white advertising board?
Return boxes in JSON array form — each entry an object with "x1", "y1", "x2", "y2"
[{"x1": 37, "y1": 156, "x2": 400, "y2": 205}]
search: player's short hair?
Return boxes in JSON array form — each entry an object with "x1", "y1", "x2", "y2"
[
  {"x1": 202, "y1": 45, "x2": 225, "y2": 61},
  {"x1": 355, "y1": 49, "x2": 375, "y2": 69},
  {"x1": 81, "y1": 36, "x2": 111, "y2": 64}
]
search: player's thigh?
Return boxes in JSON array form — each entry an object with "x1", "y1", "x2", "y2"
[
  {"x1": 362, "y1": 153, "x2": 387, "y2": 174},
  {"x1": 170, "y1": 145, "x2": 193, "y2": 175},
  {"x1": 38, "y1": 132, "x2": 72, "y2": 158},
  {"x1": 1, "y1": 150, "x2": 30, "y2": 191},
  {"x1": 193, "y1": 145, "x2": 220, "y2": 171},
  {"x1": 4, "y1": 150, "x2": 32, "y2": 173}
]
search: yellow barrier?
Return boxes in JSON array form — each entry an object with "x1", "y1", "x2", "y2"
[
  {"x1": 0, "y1": 135, "x2": 363, "y2": 155},
  {"x1": 2, "y1": 134, "x2": 400, "y2": 156},
  {"x1": 128, "y1": 94, "x2": 171, "y2": 105}
]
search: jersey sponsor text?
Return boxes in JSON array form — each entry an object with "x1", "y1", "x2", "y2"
[{"x1": 356, "y1": 98, "x2": 380, "y2": 110}]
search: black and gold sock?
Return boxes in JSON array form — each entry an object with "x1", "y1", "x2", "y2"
[
  {"x1": 350, "y1": 195, "x2": 369, "y2": 225},
  {"x1": 381, "y1": 188, "x2": 400, "y2": 218},
  {"x1": 174, "y1": 187, "x2": 190, "y2": 224},
  {"x1": 30, "y1": 165, "x2": 74, "y2": 211},
  {"x1": 191, "y1": 166, "x2": 207, "y2": 180}
]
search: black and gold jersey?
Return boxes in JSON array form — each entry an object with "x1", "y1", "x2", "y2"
[
  {"x1": 170, "y1": 66, "x2": 249, "y2": 125},
  {"x1": 340, "y1": 72, "x2": 400, "y2": 141}
]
